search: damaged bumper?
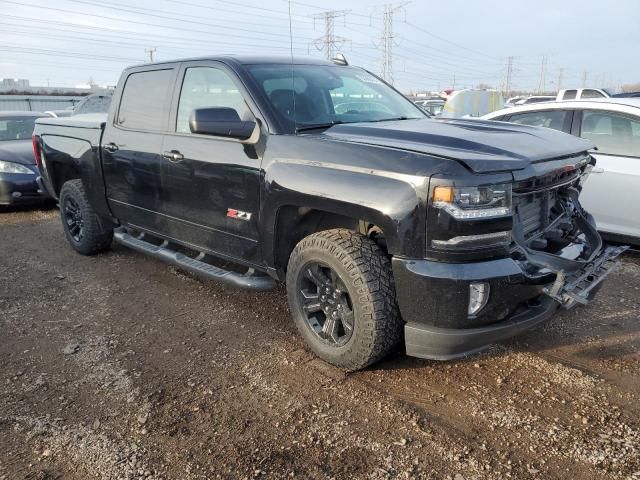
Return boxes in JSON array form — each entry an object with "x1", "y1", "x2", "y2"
[{"x1": 395, "y1": 207, "x2": 627, "y2": 361}]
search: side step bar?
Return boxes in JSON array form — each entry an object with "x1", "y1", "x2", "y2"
[{"x1": 113, "y1": 228, "x2": 276, "y2": 291}]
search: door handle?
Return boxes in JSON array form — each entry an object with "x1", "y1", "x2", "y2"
[
  {"x1": 163, "y1": 150, "x2": 184, "y2": 162},
  {"x1": 591, "y1": 167, "x2": 605, "y2": 173},
  {"x1": 104, "y1": 142, "x2": 119, "y2": 152}
]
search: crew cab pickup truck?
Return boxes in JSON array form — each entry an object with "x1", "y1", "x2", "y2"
[{"x1": 33, "y1": 56, "x2": 625, "y2": 370}]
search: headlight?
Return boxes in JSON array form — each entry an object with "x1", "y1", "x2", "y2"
[
  {"x1": 432, "y1": 184, "x2": 512, "y2": 219},
  {"x1": 0, "y1": 160, "x2": 33, "y2": 174}
]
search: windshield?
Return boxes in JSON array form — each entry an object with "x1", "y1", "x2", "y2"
[
  {"x1": 247, "y1": 64, "x2": 425, "y2": 131},
  {"x1": 0, "y1": 116, "x2": 38, "y2": 141}
]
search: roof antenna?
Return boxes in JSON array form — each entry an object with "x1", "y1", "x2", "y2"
[{"x1": 288, "y1": 0, "x2": 297, "y2": 134}]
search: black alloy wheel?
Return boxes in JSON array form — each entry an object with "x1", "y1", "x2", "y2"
[
  {"x1": 63, "y1": 196, "x2": 84, "y2": 243},
  {"x1": 297, "y1": 262, "x2": 355, "y2": 346}
]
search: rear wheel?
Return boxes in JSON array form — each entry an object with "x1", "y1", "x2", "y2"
[
  {"x1": 286, "y1": 229, "x2": 402, "y2": 370},
  {"x1": 59, "y1": 179, "x2": 113, "y2": 255}
]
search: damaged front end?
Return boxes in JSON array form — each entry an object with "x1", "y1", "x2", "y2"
[
  {"x1": 511, "y1": 155, "x2": 627, "y2": 309},
  {"x1": 399, "y1": 153, "x2": 628, "y2": 360}
]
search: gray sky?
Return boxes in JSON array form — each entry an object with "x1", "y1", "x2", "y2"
[{"x1": 1, "y1": 0, "x2": 638, "y2": 92}]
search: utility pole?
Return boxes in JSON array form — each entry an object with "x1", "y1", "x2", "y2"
[
  {"x1": 145, "y1": 48, "x2": 156, "y2": 63},
  {"x1": 503, "y1": 56, "x2": 514, "y2": 97},
  {"x1": 538, "y1": 55, "x2": 548, "y2": 93},
  {"x1": 311, "y1": 10, "x2": 350, "y2": 60},
  {"x1": 557, "y1": 67, "x2": 564, "y2": 90},
  {"x1": 378, "y1": 2, "x2": 409, "y2": 85}
]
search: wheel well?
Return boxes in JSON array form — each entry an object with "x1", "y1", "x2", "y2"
[
  {"x1": 49, "y1": 161, "x2": 81, "y2": 197},
  {"x1": 274, "y1": 206, "x2": 387, "y2": 274}
]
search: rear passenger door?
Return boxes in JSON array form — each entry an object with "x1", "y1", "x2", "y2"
[
  {"x1": 577, "y1": 110, "x2": 640, "y2": 238},
  {"x1": 159, "y1": 61, "x2": 264, "y2": 264},
  {"x1": 102, "y1": 66, "x2": 178, "y2": 232}
]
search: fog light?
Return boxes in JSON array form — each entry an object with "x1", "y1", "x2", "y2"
[{"x1": 468, "y1": 282, "x2": 490, "y2": 316}]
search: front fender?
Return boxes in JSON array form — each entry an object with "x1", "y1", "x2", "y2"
[{"x1": 260, "y1": 156, "x2": 429, "y2": 264}]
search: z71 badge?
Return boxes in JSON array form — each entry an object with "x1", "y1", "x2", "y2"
[{"x1": 226, "y1": 208, "x2": 252, "y2": 221}]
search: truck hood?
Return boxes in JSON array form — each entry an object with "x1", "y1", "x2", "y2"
[
  {"x1": 321, "y1": 118, "x2": 594, "y2": 173},
  {"x1": 0, "y1": 140, "x2": 35, "y2": 165}
]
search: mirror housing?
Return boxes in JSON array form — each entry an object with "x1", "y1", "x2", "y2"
[{"x1": 189, "y1": 107, "x2": 256, "y2": 141}]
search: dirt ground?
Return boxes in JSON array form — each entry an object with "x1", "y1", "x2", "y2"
[{"x1": 1, "y1": 206, "x2": 639, "y2": 480}]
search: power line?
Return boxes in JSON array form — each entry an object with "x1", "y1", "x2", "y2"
[
  {"x1": 311, "y1": 10, "x2": 350, "y2": 60},
  {"x1": 378, "y1": 2, "x2": 408, "y2": 85}
]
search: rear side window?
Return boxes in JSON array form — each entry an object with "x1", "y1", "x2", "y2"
[
  {"x1": 581, "y1": 89, "x2": 605, "y2": 99},
  {"x1": 562, "y1": 90, "x2": 577, "y2": 100},
  {"x1": 508, "y1": 110, "x2": 569, "y2": 132},
  {"x1": 117, "y1": 69, "x2": 174, "y2": 131}
]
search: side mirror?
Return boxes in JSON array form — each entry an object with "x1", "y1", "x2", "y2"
[{"x1": 189, "y1": 107, "x2": 256, "y2": 141}]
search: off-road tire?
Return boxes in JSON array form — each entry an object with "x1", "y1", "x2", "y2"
[
  {"x1": 286, "y1": 228, "x2": 402, "y2": 370},
  {"x1": 59, "y1": 179, "x2": 113, "y2": 255}
]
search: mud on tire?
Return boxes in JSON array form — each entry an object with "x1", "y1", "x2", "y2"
[
  {"x1": 286, "y1": 228, "x2": 403, "y2": 370},
  {"x1": 59, "y1": 179, "x2": 113, "y2": 255}
]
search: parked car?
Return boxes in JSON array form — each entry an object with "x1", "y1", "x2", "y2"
[
  {"x1": 514, "y1": 95, "x2": 556, "y2": 105},
  {"x1": 0, "y1": 111, "x2": 51, "y2": 206},
  {"x1": 414, "y1": 99, "x2": 445, "y2": 116},
  {"x1": 483, "y1": 98, "x2": 640, "y2": 244},
  {"x1": 33, "y1": 56, "x2": 624, "y2": 369},
  {"x1": 556, "y1": 88, "x2": 613, "y2": 101},
  {"x1": 72, "y1": 92, "x2": 113, "y2": 115}
]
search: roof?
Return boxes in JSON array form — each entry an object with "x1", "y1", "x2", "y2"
[
  {"x1": 127, "y1": 55, "x2": 340, "y2": 70},
  {"x1": 483, "y1": 98, "x2": 640, "y2": 119}
]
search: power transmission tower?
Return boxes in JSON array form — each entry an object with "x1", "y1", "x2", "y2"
[
  {"x1": 582, "y1": 70, "x2": 588, "y2": 87},
  {"x1": 538, "y1": 55, "x2": 548, "y2": 93},
  {"x1": 503, "y1": 56, "x2": 514, "y2": 96},
  {"x1": 145, "y1": 48, "x2": 156, "y2": 63},
  {"x1": 378, "y1": 2, "x2": 409, "y2": 85},
  {"x1": 312, "y1": 10, "x2": 350, "y2": 60},
  {"x1": 557, "y1": 67, "x2": 564, "y2": 90}
]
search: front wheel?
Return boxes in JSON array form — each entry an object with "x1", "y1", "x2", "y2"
[
  {"x1": 286, "y1": 229, "x2": 402, "y2": 370},
  {"x1": 59, "y1": 179, "x2": 113, "y2": 255}
]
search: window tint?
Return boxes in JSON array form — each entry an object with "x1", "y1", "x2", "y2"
[
  {"x1": 581, "y1": 89, "x2": 605, "y2": 99},
  {"x1": 0, "y1": 117, "x2": 39, "y2": 141},
  {"x1": 508, "y1": 110, "x2": 568, "y2": 131},
  {"x1": 581, "y1": 110, "x2": 640, "y2": 157},
  {"x1": 176, "y1": 67, "x2": 250, "y2": 133},
  {"x1": 563, "y1": 90, "x2": 577, "y2": 100},
  {"x1": 117, "y1": 69, "x2": 174, "y2": 131}
]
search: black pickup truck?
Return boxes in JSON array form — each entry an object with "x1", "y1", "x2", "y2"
[{"x1": 33, "y1": 55, "x2": 625, "y2": 369}]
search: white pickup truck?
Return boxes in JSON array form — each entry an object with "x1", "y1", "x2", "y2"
[{"x1": 556, "y1": 88, "x2": 612, "y2": 101}]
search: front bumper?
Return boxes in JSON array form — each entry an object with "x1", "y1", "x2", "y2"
[
  {"x1": 394, "y1": 244, "x2": 626, "y2": 360},
  {"x1": 0, "y1": 168, "x2": 50, "y2": 206}
]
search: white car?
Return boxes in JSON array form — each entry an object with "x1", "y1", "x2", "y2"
[
  {"x1": 556, "y1": 88, "x2": 613, "y2": 101},
  {"x1": 483, "y1": 98, "x2": 640, "y2": 244}
]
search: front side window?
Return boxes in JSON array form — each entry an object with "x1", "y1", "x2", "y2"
[
  {"x1": 508, "y1": 110, "x2": 568, "y2": 131},
  {"x1": 176, "y1": 67, "x2": 251, "y2": 133},
  {"x1": 581, "y1": 110, "x2": 640, "y2": 157},
  {"x1": 563, "y1": 90, "x2": 577, "y2": 100},
  {"x1": 117, "y1": 69, "x2": 174, "y2": 131},
  {"x1": 248, "y1": 64, "x2": 425, "y2": 130}
]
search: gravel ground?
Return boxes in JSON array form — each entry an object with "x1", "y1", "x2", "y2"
[{"x1": 1, "y1": 206, "x2": 639, "y2": 480}]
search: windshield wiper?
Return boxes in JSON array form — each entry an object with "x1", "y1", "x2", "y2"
[{"x1": 296, "y1": 121, "x2": 344, "y2": 133}]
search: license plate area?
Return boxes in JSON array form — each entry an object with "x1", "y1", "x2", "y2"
[{"x1": 543, "y1": 245, "x2": 628, "y2": 308}]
